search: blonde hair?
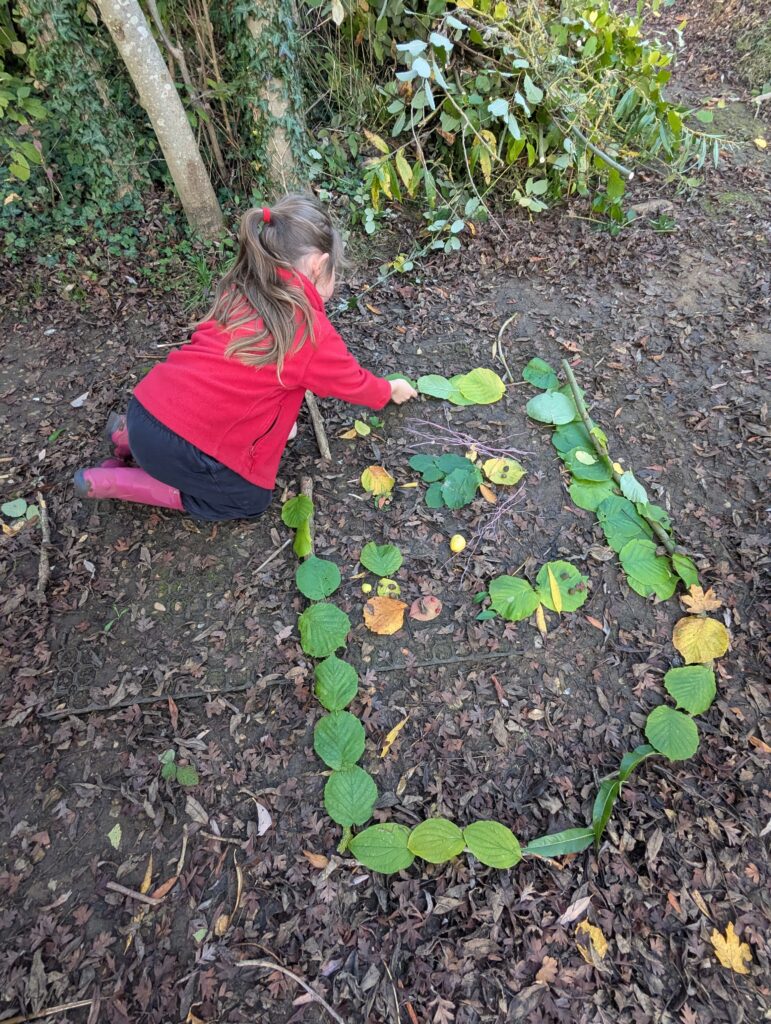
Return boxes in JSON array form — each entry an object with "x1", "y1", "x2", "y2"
[{"x1": 205, "y1": 194, "x2": 343, "y2": 372}]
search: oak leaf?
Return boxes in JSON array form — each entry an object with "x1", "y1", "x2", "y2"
[{"x1": 681, "y1": 585, "x2": 722, "y2": 613}]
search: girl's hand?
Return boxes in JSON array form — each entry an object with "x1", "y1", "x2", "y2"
[{"x1": 389, "y1": 378, "x2": 418, "y2": 404}]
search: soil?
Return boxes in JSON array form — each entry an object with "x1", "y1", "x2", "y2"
[{"x1": 1, "y1": 8, "x2": 769, "y2": 1024}]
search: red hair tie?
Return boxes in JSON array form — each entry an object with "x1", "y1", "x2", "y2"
[{"x1": 262, "y1": 206, "x2": 271, "y2": 224}]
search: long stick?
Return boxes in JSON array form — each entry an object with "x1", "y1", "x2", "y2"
[
  {"x1": 560, "y1": 360, "x2": 676, "y2": 554},
  {"x1": 237, "y1": 960, "x2": 347, "y2": 1024},
  {"x1": 304, "y1": 392, "x2": 332, "y2": 461},
  {"x1": 34, "y1": 492, "x2": 51, "y2": 603},
  {"x1": 1, "y1": 1000, "x2": 94, "y2": 1024},
  {"x1": 300, "y1": 476, "x2": 315, "y2": 554}
]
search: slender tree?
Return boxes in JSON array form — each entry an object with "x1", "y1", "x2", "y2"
[{"x1": 95, "y1": 0, "x2": 223, "y2": 237}]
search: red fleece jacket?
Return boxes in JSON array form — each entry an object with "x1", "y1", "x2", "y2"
[{"x1": 134, "y1": 272, "x2": 391, "y2": 488}]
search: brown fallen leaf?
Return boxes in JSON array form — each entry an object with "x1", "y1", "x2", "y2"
[
  {"x1": 711, "y1": 922, "x2": 752, "y2": 974},
  {"x1": 303, "y1": 850, "x2": 329, "y2": 870},
  {"x1": 149, "y1": 875, "x2": 179, "y2": 900},
  {"x1": 681, "y1": 585, "x2": 722, "y2": 613},
  {"x1": 535, "y1": 955, "x2": 559, "y2": 985},
  {"x1": 749, "y1": 735, "x2": 771, "y2": 754},
  {"x1": 409, "y1": 596, "x2": 443, "y2": 621},
  {"x1": 585, "y1": 615, "x2": 605, "y2": 631},
  {"x1": 363, "y1": 596, "x2": 407, "y2": 635},
  {"x1": 479, "y1": 483, "x2": 497, "y2": 503}
]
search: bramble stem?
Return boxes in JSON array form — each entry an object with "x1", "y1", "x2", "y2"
[
  {"x1": 560, "y1": 359, "x2": 676, "y2": 554},
  {"x1": 337, "y1": 826, "x2": 353, "y2": 854}
]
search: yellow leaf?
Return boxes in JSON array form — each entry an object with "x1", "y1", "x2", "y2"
[
  {"x1": 535, "y1": 603, "x2": 547, "y2": 636},
  {"x1": 381, "y1": 715, "x2": 409, "y2": 757},
  {"x1": 140, "y1": 854, "x2": 154, "y2": 894},
  {"x1": 364, "y1": 129, "x2": 390, "y2": 155},
  {"x1": 4, "y1": 192, "x2": 21, "y2": 206},
  {"x1": 214, "y1": 913, "x2": 230, "y2": 936},
  {"x1": 377, "y1": 577, "x2": 401, "y2": 597},
  {"x1": 363, "y1": 596, "x2": 408, "y2": 635},
  {"x1": 754, "y1": 137, "x2": 767, "y2": 150},
  {"x1": 330, "y1": 0, "x2": 345, "y2": 25},
  {"x1": 576, "y1": 921, "x2": 608, "y2": 963},
  {"x1": 465, "y1": 449, "x2": 478, "y2": 462},
  {"x1": 494, "y1": 1, "x2": 508, "y2": 19},
  {"x1": 354, "y1": 419, "x2": 371, "y2": 436},
  {"x1": 339, "y1": 428, "x2": 358, "y2": 440},
  {"x1": 547, "y1": 565, "x2": 563, "y2": 613},
  {"x1": 479, "y1": 148, "x2": 492, "y2": 184},
  {"x1": 482, "y1": 457, "x2": 526, "y2": 485},
  {"x1": 395, "y1": 150, "x2": 413, "y2": 190},
  {"x1": 361, "y1": 465, "x2": 395, "y2": 495},
  {"x1": 681, "y1": 585, "x2": 722, "y2": 613},
  {"x1": 479, "y1": 484, "x2": 497, "y2": 504},
  {"x1": 711, "y1": 922, "x2": 752, "y2": 974},
  {"x1": 672, "y1": 615, "x2": 729, "y2": 664},
  {"x1": 574, "y1": 450, "x2": 597, "y2": 466},
  {"x1": 612, "y1": 461, "x2": 624, "y2": 473}
]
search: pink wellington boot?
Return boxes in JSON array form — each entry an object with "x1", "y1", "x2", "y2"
[
  {"x1": 73, "y1": 465, "x2": 184, "y2": 511},
  {"x1": 105, "y1": 411, "x2": 131, "y2": 460}
]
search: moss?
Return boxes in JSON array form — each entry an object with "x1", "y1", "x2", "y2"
[{"x1": 736, "y1": 20, "x2": 771, "y2": 91}]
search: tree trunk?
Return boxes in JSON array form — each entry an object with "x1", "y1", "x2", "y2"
[{"x1": 95, "y1": 0, "x2": 223, "y2": 237}]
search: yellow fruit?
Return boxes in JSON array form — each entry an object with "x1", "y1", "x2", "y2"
[
  {"x1": 450, "y1": 534, "x2": 467, "y2": 553},
  {"x1": 361, "y1": 583, "x2": 373, "y2": 594}
]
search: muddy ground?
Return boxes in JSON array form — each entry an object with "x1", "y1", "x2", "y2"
[{"x1": 1, "y1": 13, "x2": 770, "y2": 1024}]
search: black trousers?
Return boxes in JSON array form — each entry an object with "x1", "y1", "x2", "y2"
[{"x1": 126, "y1": 398, "x2": 273, "y2": 521}]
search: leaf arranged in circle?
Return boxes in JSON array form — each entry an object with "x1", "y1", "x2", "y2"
[
  {"x1": 295, "y1": 556, "x2": 342, "y2": 601},
  {"x1": 619, "y1": 470, "x2": 648, "y2": 504},
  {"x1": 663, "y1": 665, "x2": 716, "y2": 716},
  {"x1": 569, "y1": 479, "x2": 617, "y2": 512},
  {"x1": 361, "y1": 465, "x2": 395, "y2": 496},
  {"x1": 619, "y1": 539, "x2": 678, "y2": 601},
  {"x1": 535, "y1": 560, "x2": 589, "y2": 613},
  {"x1": 363, "y1": 596, "x2": 408, "y2": 635},
  {"x1": 407, "y1": 818, "x2": 466, "y2": 863},
  {"x1": 293, "y1": 519, "x2": 313, "y2": 558},
  {"x1": 349, "y1": 823, "x2": 415, "y2": 874},
  {"x1": 563, "y1": 447, "x2": 612, "y2": 482},
  {"x1": 644, "y1": 705, "x2": 699, "y2": 761},
  {"x1": 416, "y1": 374, "x2": 453, "y2": 399},
  {"x1": 596, "y1": 495, "x2": 652, "y2": 552},
  {"x1": 360, "y1": 542, "x2": 403, "y2": 576},
  {"x1": 323, "y1": 765, "x2": 378, "y2": 826},
  {"x1": 482, "y1": 457, "x2": 526, "y2": 486},
  {"x1": 314, "y1": 655, "x2": 358, "y2": 711},
  {"x1": 298, "y1": 602, "x2": 351, "y2": 657},
  {"x1": 671, "y1": 553, "x2": 700, "y2": 589},
  {"x1": 672, "y1": 615, "x2": 729, "y2": 664},
  {"x1": 409, "y1": 454, "x2": 444, "y2": 482},
  {"x1": 524, "y1": 827, "x2": 594, "y2": 858},
  {"x1": 313, "y1": 711, "x2": 366, "y2": 770},
  {"x1": 281, "y1": 494, "x2": 313, "y2": 528},
  {"x1": 526, "y1": 390, "x2": 577, "y2": 425},
  {"x1": 455, "y1": 367, "x2": 506, "y2": 404},
  {"x1": 488, "y1": 575, "x2": 541, "y2": 621},
  {"x1": 681, "y1": 585, "x2": 722, "y2": 614},
  {"x1": 441, "y1": 465, "x2": 482, "y2": 508},
  {"x1": 463, "y1": 820, "x2": 522, "y2": 868},
  {"x1": 425, "y1": 482, "x2": 445, "y2": 508},
  {"x1": 522, "y1": 357, "x2": 558, "y2": 390},
  {"x1": 552, "y1": 421, "x2": 603, "y2": 455}
]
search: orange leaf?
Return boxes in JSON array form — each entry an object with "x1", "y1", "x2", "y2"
[
  {"x1": 303, "y1": 850, "x2": 329, "y2": 869},
  {"x1": 409, "y1": 596, "x2": 443, "y2": 621},
  {"x1": 585, "y1": 615, "x2": 605, "y2": 631},
  {"x1": 363, "y1": 596, "x2": 408, "y2": 635},
  {"x1": 681, "y1": 585, "x2": 722, "y2": 613},
  {"x1": 479, "y1": 484, "x2": 497, "y2": 503},
  {"x1": 339, "y1": 428, "x2": 358, "y2": 440},
  {"x1": 361, "y1": 465, "x2": 395, "y2": 495},
  {"x1": 139, "y1": 854, "x2": 154, "y2": 894},
  {"x1": 149, "y1": 875, "x2": 178, "y2": 900},
  {"x1": 749, "y1": 735, "x2": 771, "y2": 754}
]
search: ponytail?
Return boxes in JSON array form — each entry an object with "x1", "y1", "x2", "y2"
[{"x1": 204, "y1": 194, "x2": 343, "y2": 373}]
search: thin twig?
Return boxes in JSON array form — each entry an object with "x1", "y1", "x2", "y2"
[
  {"x1": 304, "y1": 392, "x2": 332, "y2": 460},
  {"x1": 34, "y1": 492, "x2": 51, "y2": 603},
  {"x1": 1, "y1": 999, "x2": 94, "y2": 1024},
  {"x1": 38, "y1": 681, "x2": 265, "y2": 720},
  {"x1": 237, "y1": 960, "x2": 348, "y2": 1024},
  {"x1": 253, "y1": 537, "x2": 292, "y2": 574},
  {"x1": 494, "y1": 313, "x2": 519, "y2": 382},
  {"x1": 105, "y1": 881, "x2": 161, "y2": 907},
  {"x1": 374, "y1": 649, "x2": 522, "y2": 673},
  {"x1": 560, "y1": 359, "x2": 676, "y2": 554}
]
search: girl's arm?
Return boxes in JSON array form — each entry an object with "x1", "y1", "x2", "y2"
[{"x1": 301, "y1": 326, "x2": 415, "y2": 409}]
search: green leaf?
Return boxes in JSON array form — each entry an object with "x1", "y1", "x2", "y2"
[
  {"x1": 569, "y1": 479, "x2": 617, "y2": 512},
  {"x1": 526, "y1": 391, "x2": 577, "y2": 425},
  {"x1": 445, "y1": 375, "x2": 476, "y2": 406},
  {"x1": 349, "y1": 823, "x2": 415, "y2": 873},
  {"x1": 618, "y1": 743, "x2": 656, "y2": 782},
  {"x1": 637, "y1": 502, "x2": 672, "y2": 532},
  {"x1": 523, "y1": 73, "x2": 544, "y2": 104},
  {"x1": 463, "y1": 820, "x2": 522, "y2": 868},
  {"x1": 293, "y1": 519, "x2": 313, "y2": 559},
  {"x1": 324, "y1": 765, "x2": 378, "y2": 826},
  {"x1": 407, "y1": 818, "x2": 465, "y2": 864},
  {"x1": 175, "y1": 765, "x2": 200, "y2": 787},
  {"x1": 535, "y1": 560, "x2": 589, "y2": 612},
  {"x1": 455, "y1": 367, "x2": 506, "y2": 404},
  {"x1": 592, "y1": 778, "x2": 620, "y2": 844},
  {"x1": 524, "y1": 827, "x2": 594, "y2": 858},
  {"x1": 488, "y1": 576, "x2": 540, "y2": 621},
  {"x1": 425, "y1": 482, "x2": 445, "y2": 508},
  {"x1": 563, "y1": 447, "x2": 612, "y2": 482},
  {"x1": 619, "y1": 538, "x2": 678, "y2": 601},
  {"x1": 282, "y1": 494, "x2": 313, "y2": 528},
  {"x1": 672, "y1": 553, "x2": 699, "y2": 588},
  {"x1": 417, "y1": 374, "x2": 453, "y2": 399},
  {"x1": 2, "y1": 498, "x2": 28, "y2": 518},
  {"x1": 441, "y1": 465, "x2": 482, "y2": 509},
  {"x1": 314, "y1": 655, "x2": 359, "y2": 711},
  {"x1": 606, "y1": 167, "x2": 625, "y2": 201},
  {"x1": 360, "y1": 542, "x2": 403, "y2": 577},
  {"x1": 596, "y1": 495, "x2": 653, "y2": 552},
  {"x1": 619, "y1": 470, "x2": 648, "y2": 504},
  {"x1": 313, "y1": 711, "x2": 366, "y2": 769},
  {"x1": 552, "y1": 421, "x2": 602, "y2": 455},
  {"x1": 663, "y1": 665, "x2": 716, "y2": 716},
  {"x1": 645, "y1": 705, "x2": 699, "y2": 761},
  {"x1": 298, "y1": 602, "x2": 351, "y2": 657},
  {"x1": 437, "y1": 453, "x2": 473, "y2": 474},
  {"x1": 296, "y1": 556, "x2": 342, "y2": 601},
  {"x1": 523, "y1": 357, "x2": 559, "y2": 390},
  {"x1": 161, "y1": 761, "x2": 177, "y2": 781},
  {"x1": 409, "y1": 454, "x2": 444, "y2": 482},
  {"x1": 696, "y1": 109, "x2": 714, "y2": 123},
  {"x1": 107, "y1": 823, "x2": 122, "y2": 849}
]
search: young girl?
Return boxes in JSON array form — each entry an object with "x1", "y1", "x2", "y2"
[{"x1": 74, "y1": 194, "x2": 417, "y2": 521}]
